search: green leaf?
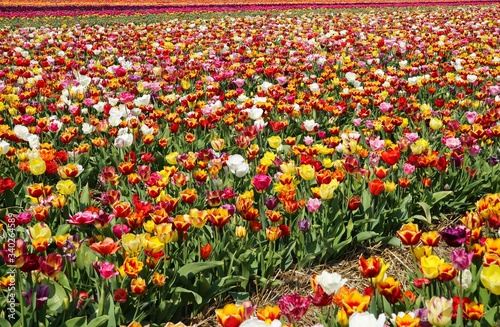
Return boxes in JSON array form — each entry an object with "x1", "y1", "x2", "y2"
[
  {"x1": 478, "y1": 279, "x2": 490, "y2": 305},
  {"x1": 386, "y1": 236, "x2": 403, "y2": 248},
  {"x1": 346, "y1": 219, "x2": 354, "y2": 237},
  {"x1": 56, "y1": 223, "x2": 71, "y2": 236},
  {"x1": 416, "y1": 202, "x2": 432, "y2": 224},
  {"x1": 354, "y1": 231, "x2": 378, "y2": 242},
  {"x1": 229, "y1": 292, "x2": 250, "y2": 302},
  {"x1": 431, "y1": 191, "x2": 452, "y2": 204},
  {"x1": 412, "y1": 215, "x2": 430, "y2": 224},
  {"x1": 0, "y1": 317, "x2": 12, "y2": 327},
  {"x1": 4, "y1": 190, "x2": 16, "y2": 207},
  {"x1": 298, "y1": 253, "x2": 316, "y2": 268},
  {"x1": 173, "y1": 286, "x2": 203, "y2": 305},
  {"x1": 177, "y1": 261, "x2": 223, "y2": 277},
  {"x1": 47, "y1": 281, "x2": 69, "y2": 312},
  {"x1": 56, "y1": 271, "x2": 72, "y2": 291},
  {"x1": 76, "y1": 244, "x2": 97, "y2": 271},
  {"x1": 107, "y1": 295, "x2": 116, "y2": 327},
  {"x1": 481, "y1": 306, "x2": 496, "y2": 326},
  {"x1": 361, "y1": 188, "x2": 371, "y2": 211},
  {"x1": 80, "y1": 183, "x2": 91, "y2": 208},
  {"x1": 61, "y1": 317, "x2": 87, "y2": 327},
  {"x1": 87, "y1": 316, "x2": 109, "y2": 327}
]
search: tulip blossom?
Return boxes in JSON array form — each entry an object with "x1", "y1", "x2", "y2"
[
  {"x1": 216, "y1": 303, "x2": 245, "y2": 327},
  {"x1": 90, "y1": 237, "x2": 122, "y2": 255},
  {"x1": 312, "y1": 271, "x2": 347, "y2": 296},
  {"x1": 277, "y1": 293, "x2": 311, "y2": 323},
  {"x1": 390, "y1": 312, "x2": 420, "y2": 327},
  {"x1": 340, "y1": 290, "x2": 371, "y2": 316},
  {"x1": 252, "y1": 174, "x2": 273, "y2": 193},
  {"x1": 396, "y1": 223, "x2": 422, "y2": 246},
  {"x1": 39, "y1": 253, "x2": 63, "y2": 278},
  {"x1": 348, "y1": 312, "x2": 385, "y2": 327},
  {"x1": 358, "y1": 255, "x2": 383, "y2": 279},
  {"x1": 439, "y1": 226, "x2": 468, "y2": 247},
  {"x1": 240, "y1": 318, "x2": 281, "y2": 327},
  {"x1": 98, "y1": 262, "x2": 119, "y2": 279},
  {"x1": 425, "y1": 297, "x2": 453, "y2": 327},
  {"x1": 480, "y1": 264, "x2": 500, "y2": 295},
  {"x1": 450, "y1": 248, "x2": 473, "y2": 271}
]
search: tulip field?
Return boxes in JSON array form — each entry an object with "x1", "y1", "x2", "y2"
[{"x1": 2, "y1": 1, "x2": 500, "y2": 327}]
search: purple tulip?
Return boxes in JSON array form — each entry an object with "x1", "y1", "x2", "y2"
[
  {"x1": 451, "y1": 248, "x2": 473, "y2": 271},
  {"x1": 23, "y1": 285, "x2": 49, "y2": 308},
  {"x1": 439, "y1": 225, "x2": 468, "y2": 247},
  {"x1": 298, "y1": 219, "x2": 311, "y2": 232},
  {"x1": 265, "y1": 197, "x2": 279, "y2": 210}
]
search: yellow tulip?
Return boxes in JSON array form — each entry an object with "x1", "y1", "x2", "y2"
[
  {"x1": 319, "y1": 180, "x2": 339, "y2": 200},
  {"x1": 142, "y1": 234, "x2": 164, "y2": 253},
  {"x1": 121, "y1": 233, "x2": 144, "y2": 255},
  {"x1": 280, "y1": 161, "x2": 296, "y2": 175},
  {"x1": 413, "y1": 246, "x2": 433, "y2": 261},
  {"x1": 143, "y1": 220, "x2": 156, "y2": 233},
  {"x1": 165, "y1": 152, "x2": 179, "y2": 165},
  {"x1": 56, "y1": 180, "x2": 76, "y2": 196},
  {"x1": 429, "y1": 117, "x2": 443, "y2": 130},
  {"x1": 29, "y1": 157, "x2": 46, "y2": 175},
  {"x1": 480, "y1": 264, "x2": 500, "y2": 295},
  {"x1": 421, "y1": 255, "x2": 444, "y2": 279},
  {"x1": 298, "y1": 164, "x2": 315, "y2": 181},
  {"x1": 384, "y1": 181, "x2": 397, "y2": 193},
  {"x1": 260, "y1": 152, "x2": 276, "y2": 166},
  {"x1": 235, "y1": 226, "x2": 247, "y2": 238},
  {"x1": 267, "y1": 136, "x2": 282, "y2": 149}
]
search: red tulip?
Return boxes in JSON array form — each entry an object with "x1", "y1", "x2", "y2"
[
  {"x1": 381, "y1": 148, "x2": 400, "y2": 166},
  {"x1": 368, "y1": 179, "x2": 385, "y2": 196}
]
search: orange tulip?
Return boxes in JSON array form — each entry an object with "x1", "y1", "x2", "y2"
[
  {"x1": 200, "y1": 243, "x2": 212, "y2": 260},
  {"x1": 396, "y1": 223, "x2": 422, "y2": 246},
  {"x1": 173, "y1": 214, "x2": 191, "y2": 232},
  {"x1": 340, "y1": 290, "x2": 371, "y2": 316},
  {"x1": 368, "y1": 179, "x2": 385, "y2": 196},
  {"x1": 215, "y1": 303, "x2": 244, "y2": 327},
  {"x1": 89, "y1": 237, "x2": 122, "y2": 255},
  {"x1": 112, "y1": 201, "x2": 132, "y2": 218},
  {"x1": 130, "y1": 277, "x2": 147, "y2": 295},
  {"x1": 266, "y1": 227, "x2": 282, "y2": 242},
  {"x1": 420, "y1": 231, "x2": 440, "y2": 247},
  {"x1": 358, "y1": 255, "x2": 383, "y2": 278},
  {"x1": 377, "y1": 277, "x2": 403, "y2": 304},
  {"x1": 208, "y1": 208, "x2": 231, "y2": 227},
  {"x1": 395, "y1": 313, "x2": 420, "y2": 327},
  {"x1": 463, "y1": 301, "x2": 485, "y2": 320},
  {"x1": 256, "y1": 305, "x2": 281, "y2": 323},
  {"x1": 180, "y1": 188, "x2": 197, "y2": 204},
  {"x1": 122, "y1": 257, "x2": 144, "y2": 278},
  {"x1": 152, "y1": 272, "x2": 166, "y2": 287}
]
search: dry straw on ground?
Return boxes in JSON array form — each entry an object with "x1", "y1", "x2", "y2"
[{"x1": 188, "y1": 241, "x2": 420, "y2": 326}]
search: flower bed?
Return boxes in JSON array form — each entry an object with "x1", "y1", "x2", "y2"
[
  {"x1": 0, "y1": 1, "x2": 498, "y2": 19},
  {"x1": 217, "y1": 195, "x2": 500, "y2": 326},
  {"x1": 0, "y1": 3, "x2": 500, "y2": 327}
]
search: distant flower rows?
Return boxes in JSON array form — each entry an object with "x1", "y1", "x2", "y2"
[{"x1": 0, "y1": 0, "x2": 497, "y2": 19}]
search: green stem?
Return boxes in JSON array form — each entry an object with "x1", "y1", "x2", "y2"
[
  {"x1": 97, "y1": 279, "x2": 105, "y2": 316},
  {"x1": 456, "y1": 270, "x2": 464, "y2": 327},
  {"x1": 17, "y1": 269, "x2": 26, "y2": 327}
]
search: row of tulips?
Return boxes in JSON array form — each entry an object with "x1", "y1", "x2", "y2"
[
  {"x1": 1, "y1": 3, "x2": 500, "y2": 326},
  {"x1": 1, "y1": 0, "x2": 495, "y2": 8},
  {"x1": 209, "y1": 193, "x2": 500, "y2": 327},
  {"x1": 0, "y1": 1, "x2": 498, "y2": 19}
]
